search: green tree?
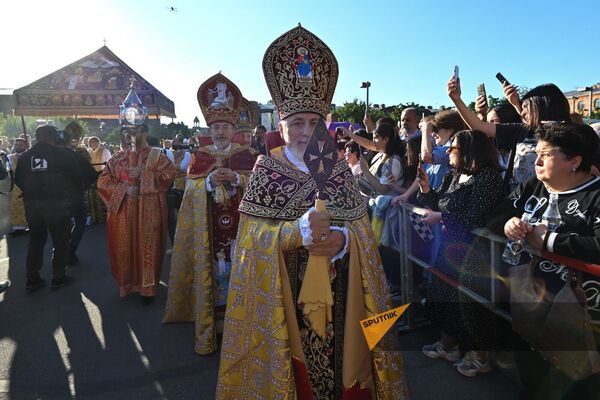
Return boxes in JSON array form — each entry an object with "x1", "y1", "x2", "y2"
[
  {"x1": 467, "y1": 95, "x2": 508, "y2": 113},
  {"x1": 335, "y1": 100, "x2": 431, "y2": 127},
  {"x1": 391, "y1": 102, "x2": 431, "y2": 120},
  {"x1": 150, "y1": 122, "x2": 191, "y2": 140},
  {"x1": 105, "y1": 127, "x2": 123, "y2": 146},
  {"x1": 0, "y1": 115, "x2": 89, "y2": 140},
  {"x1": 334, "y1": 99, "x2": 368, "y2": 124},
  {"x1": 0, "y1": 115, "x2": 37, "y2": 138}
]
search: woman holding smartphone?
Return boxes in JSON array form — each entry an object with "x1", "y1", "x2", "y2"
[
  {"x1": 417, "y1": 130, "x2": 505, "y2": 377},
  {"x1": 447, "y1": 76, "x2": 572, "y2": 192}
]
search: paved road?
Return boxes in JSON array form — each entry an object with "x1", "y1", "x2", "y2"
[{"x1": 0, "y1": 223, "x2": 521, "y2": 399}]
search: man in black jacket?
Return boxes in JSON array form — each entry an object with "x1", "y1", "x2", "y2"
[
  {"x1": 61, "y1": 123, "x2": 99, "y2": 265},
  {"x1": 15, "y1": 125, "x2": 83, "y2": 292}
]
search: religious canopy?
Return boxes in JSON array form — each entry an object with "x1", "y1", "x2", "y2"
[{"x1": 12, "y1": 46, "x2": 175, "y2": 119}]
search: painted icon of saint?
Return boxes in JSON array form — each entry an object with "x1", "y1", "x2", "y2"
[
  {"x1": 209, "y1": 82, "x2": 229, "y2": 108},
  {"x1": 295, "y1": 47, "x2": 313, "y2": 80}
]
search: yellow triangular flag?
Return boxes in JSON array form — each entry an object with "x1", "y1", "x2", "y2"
[{"x1": 360, "y1": 304, "x2": 410, "y2": 350}]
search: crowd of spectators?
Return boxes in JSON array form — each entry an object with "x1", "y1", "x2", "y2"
[
  {"x1": 333, "y1": 76, "x2": 600, "y2": 398},
  {"x1": 2, "y1": 75, "x2": 600, "y2": 398}
]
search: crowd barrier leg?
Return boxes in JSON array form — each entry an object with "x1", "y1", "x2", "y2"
[{"x1": 399, "y1": 205, "x2": 413, "y2": 330}]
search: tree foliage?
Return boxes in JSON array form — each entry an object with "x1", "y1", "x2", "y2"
[
  {"x1": 150, "y1": 122, "x2": 192, "y2": 140},
  {"x1": 0, "y1": 114, "x2": 195, "y2": 147},
  {"x1": 334, "y1": 99, "x2": 432, "y2": 126},
  {"x1": 105, "y1": 127, "x2": 123, "y2": 146},
  {"x1": 467, "y1": 94, "x2": 508, "y2": 113},
  {"x1": 0, "y1": 115, "x2": 88, "y2": 140}
]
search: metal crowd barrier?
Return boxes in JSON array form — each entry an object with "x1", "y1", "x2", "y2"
[{"x1": 396, "y1": 202, "x2": 600, "y2": 329}]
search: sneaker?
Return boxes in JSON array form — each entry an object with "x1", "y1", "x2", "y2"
[
  {"x1": 166, "y1": 249, "x2": 173, "y2": 256},
  {"x1": 51, "y1": 275, "x2": 73, "y2": 291},
  {"x1": 456, "y1": 351, "x2": 492, "y2": 377},
  {"x1": 422, "y1": 341, "x2": 461, "y2": 363},
  {"x1": 26, "y1": 278, "x2": 46, "y2": 293},
  {"x1": 493, "y1": 350, "x2": 517, "y2": 370},
  {"x1": 0, "y1": 280, "x2": 11, "y2": 294}
]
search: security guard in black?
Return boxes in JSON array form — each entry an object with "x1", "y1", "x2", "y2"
[{"x1": 14, "y1": 125, "x2": 83, "y2": 290}]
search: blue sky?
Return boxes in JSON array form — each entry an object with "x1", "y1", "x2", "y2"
[{"x1": 2, "y1": 0, "x2": 599, "y2": 125}]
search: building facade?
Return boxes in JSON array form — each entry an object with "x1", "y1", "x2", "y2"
[{"x1": 563, "y1": 83, "x2": 600, "y2": 116}]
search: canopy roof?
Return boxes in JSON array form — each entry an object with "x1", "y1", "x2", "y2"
[{"x1": 13, "y1": 46, "x2": 175, "y2": 118}]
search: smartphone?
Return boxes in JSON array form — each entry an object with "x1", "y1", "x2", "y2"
[
  {"x1": 476, "y1": 83, "x2": 486, "y2": 97},
  {"x1": 417, "y1": 158, "x2": 427, "y2": 180},
  {"x1": 495, "y1": 72, "x2": 509, "y2": 85},
  {"x1": 453, "y1": 65, "x2": 459, "y2": 81},
  {"x1": 477, "y1": 83, "x2": 488, "y2": 108}
]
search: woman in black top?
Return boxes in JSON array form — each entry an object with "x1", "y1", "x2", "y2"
[
  {"x1": 418, "y1": 130, "x2": 505, "y2": 376},
  {"x1": 493, "y1": 122, "x2": 600, "y2": 399}
]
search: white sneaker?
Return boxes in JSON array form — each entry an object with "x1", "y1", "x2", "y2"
[
  {"x1": 493, "y1": 351, "x2": 517, "y2": 370},
  {"x1": 166, "y1": 249, "x2": 173, "y2": 256},
  {"x1": 422, "y1": 341, "x2": 461, "y2": 363},
  {"x1": 456, "y1": 351, "x2": 492, "y2": 377}
]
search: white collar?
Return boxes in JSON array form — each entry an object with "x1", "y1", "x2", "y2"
[
  {"x1": 284, "y1": 146, "x2": 309, "y2": 173},
  {"x1": 213, "y1": 143, "x2": 232, "y2": 153}
]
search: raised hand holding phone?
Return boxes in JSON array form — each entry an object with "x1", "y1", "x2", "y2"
[
  {"x1": 447, "y1": 69, "x2": 461, "y2": 101},
  {"x1": 495, "y1": 72, "x2": 509, "y2": 85},
  {"x1": 497, "y1": 72, "x2": 521, "y2": 111},
  {"x1": 416, "y1": 158, "x2": 430, "y2": 193},
  {"x1": 476, "y1": 83, "x2": 488, "y2": 114},
  {"x1": 477, "y1": 83, "x2": 487, "y2": 99}
]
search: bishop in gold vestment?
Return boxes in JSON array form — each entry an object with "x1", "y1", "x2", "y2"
[
  {"x1": 216, "y1": 25, "x2": 409, "y2": 400},
  {"x1": 163, "y1": 73, "x2": 256, "y2": 354}
]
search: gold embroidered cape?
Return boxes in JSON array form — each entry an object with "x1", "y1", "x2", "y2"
[
  {"x1": 163, "y1": 144, "x2": 255, "y2": 355},
  {"x1": 216, "y1": 148, "x2": 409, "y2": 399}
]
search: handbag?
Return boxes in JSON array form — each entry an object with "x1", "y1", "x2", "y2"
[{"x1": 509, "y1": 260, "x2": 600, "y2": 380}]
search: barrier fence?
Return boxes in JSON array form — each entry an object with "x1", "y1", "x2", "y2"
[{"x1": 396, "y1": 202, "x2": 600, "y2": 329}]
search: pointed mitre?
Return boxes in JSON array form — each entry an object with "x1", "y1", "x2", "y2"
[
  {"x1": 197, "y1": 73, "x2": 243, "y2": 126},
  {"x1": 262, "y1": 24, "x2": 338, "y2": 120}
]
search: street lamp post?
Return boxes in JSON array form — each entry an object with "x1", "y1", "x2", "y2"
[
  {"x1": 577, "y1": 86, "x2": 593, "y2": 118},
  {"x1": 360, "y1": 81, "x2": 371, "y2": 118}
]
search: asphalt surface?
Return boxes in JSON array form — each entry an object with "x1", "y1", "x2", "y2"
[{"x1": 0, "y1": 220, "x2": 521, "y2": 400}]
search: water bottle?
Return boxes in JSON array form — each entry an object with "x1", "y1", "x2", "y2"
[
  {"x1": 502, "y1": 213, "x2": 532, "y2": 265},
  {"x1": 541, "y1": 193, "x2": 561, "y2": 232}
]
